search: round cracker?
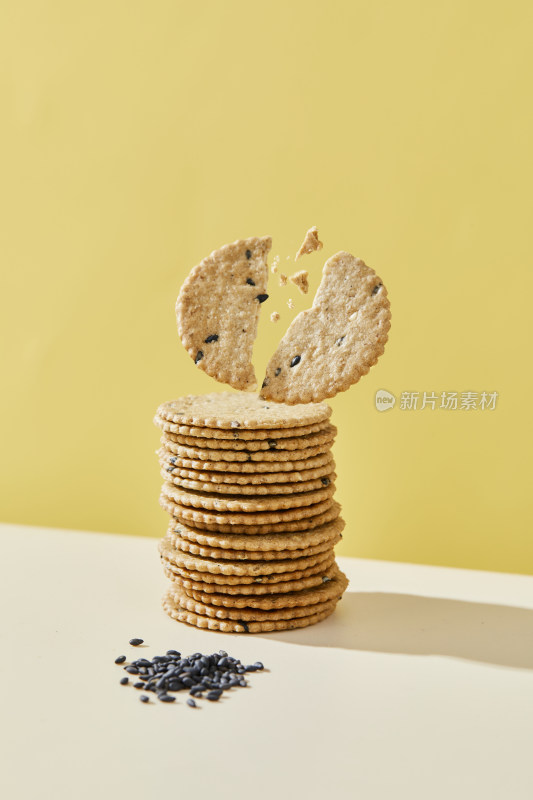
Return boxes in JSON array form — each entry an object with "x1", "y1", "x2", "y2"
[
  {"x1": 168, "y1": 528, "x2": 341, "y2": 561},
  {"x1": 162, "y1": 552, "x2": 336, "y2": 585},
  {"x1": 158, "y1": 441, "x2": 331, "y2": 463},
  {"x1": 163, "y1": 424, "x2": 336, "y2": 451},
  {"x1": 162, "y1": 590, "x2": 339, "y2": 632},
  {"x1": 160, "y1": 460, "x2": 336, "y2": 485},
  {"x1": 155, "y1": 393, "x2": 331, "y2": 429},
  {"x1": 166, "y1": 561, "x2": 339, "y2": 595},
  {"x1": 162, "y1": 471, "x2": 336, "y2": 496},
  {"x1": 162, "y1": 451, "x2": 333, "y2": 474},
  {"x1": 156, "y1": 418, "x2": 331, "y2": 441},
  {"x1": 159, "y1": 480, "x2": 335, "y2": 512}
]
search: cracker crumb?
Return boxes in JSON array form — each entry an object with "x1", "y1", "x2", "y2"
[
  {"x1": 271, "y1": 255, "x2": 280, "y2": 274},
  {"x1": 270, "y1": 311, "x2": 280, "y2": 323},
  {"x1": 279, "y1": 273, "x2": 288, "y2": 286},
  {"x1": 289, "y1": 270, "x2": 309, "y2": 294},
  {"x1": 287, "y1": 298, "x2": 295, "y2": 309},
  {"x1": 295, "y1": 226, "x2": 323, "y2": 260}
]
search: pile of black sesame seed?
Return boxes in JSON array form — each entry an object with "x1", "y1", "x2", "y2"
[{"x1": 116, "y1": 639, "x2": 265, "y2": 706}]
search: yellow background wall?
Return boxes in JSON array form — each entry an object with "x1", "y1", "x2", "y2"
[{"x1": 2, "y1": 1, "x2": 532, "y2": 573}]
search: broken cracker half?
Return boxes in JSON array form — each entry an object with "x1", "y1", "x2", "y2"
[
  {"x1": 260, "y1": 251, "x2": 391, "y2": 404},
  {"x1": 176, "y1": 236, "x2": 271, "y2": 391},
  {"x1": 295, "y1": 226, "x2": 323, "y2": 260}
]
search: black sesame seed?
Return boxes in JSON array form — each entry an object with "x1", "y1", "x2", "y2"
[
  {"x1": 134, "y1": 682, "x2": 144, "y2": 689},
  {"x1": 187, "y1": 698, "x2": 197, "y2": 708},
  {"x1": 261, "y1": 378, "x2": 269, "y2": 388},
  {"x1": 290, "y1": 355, "x2": 301, "y2": 367},
  {"x1": 195, "y1": 350, "x2": 204, "y2": 364},
  {"x1": 158, "y1": 694, "x2": 175, "y2": 703},
  {"x1": 120, "y1": 677, "x2": 129, "y2": 685},
  {"x1": 167, "y1": 650, "x2": 180, "y2": 657},
  {"x1": 125, "y1": 666, "x2": 139, "y2": 674},
  {"x1": 230, "y1": 421, "x2": 240, "y2": 428},
  {"x1": 204, "y1": 334, "x2": 219, "y2": 343},
  {"x1": 322, "y1": 576, "x2": 331, "y2": 583},
  {"x1": 254, "y1": 662, "x2": 264, "y2": 670},
  {"x1": 115, "y1": 655, "x2": 126, "y2": 664},
  {"x1": 207, "y1": 689, "x2": 223, "y2": 701},
  {"x1": 129, "y1": 638, "x2": 143, "y2": 646},
  {"x1": 274, "y1": 367, "x2": 281, "y2": 376},
  {"x1": 246, "y1": 278, "x2": 255, "y2": 286},
  {"x1": 335, "y1": 336, "x2": 345, "y2": 346},
  {"x1": 256, "y1": 294, "x2": 269, "y2": 303},
  {"x1": 140, "y1": 695, "x2": 150, "y2": 703},
  {"x1": 321, "y1": 477, "x2": 330, "y2": 486},
  {"x1": 372, "y1": 283, "x2": 382, "y2": 295},
  {"x1": 268, "y1": 439, "x2": 277, "y2": 449},
  {"x1": 245, "y1": 249, "x2": 252, "y2": 259},
  {"x1": 237, "y1": 620, "x2": 250, "y2": 633}
]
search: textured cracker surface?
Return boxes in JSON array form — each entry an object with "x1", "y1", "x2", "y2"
[
  {"x1": 158, "y1": 441, "x2": 330, "y2": 463},
  {"x1": 159, "y1": 480, "x2": 335, "y2": 512},
  {"x1": 261, "y1": 251, "x2": 391, "y2": 403},
  {"x1": 182, "y1": 567, "x2": 348, "y2": 608},
  {"x1": 295, "y1": 226, "x2": 323, "y2": 260},
  {"x1": 168, "y1": 517, "x2": 344, "y2": 550},
  {"x1": 160, "y1": 461, "x2": 336, "y2": 484},
  {"x1": 154, "y1": 418, "x2": 331, "y2": 440},
  {"x1": 168, "y1": 529, "x2": 340, "y2": 561},
  {"x1": 176, "y1": 237, "x2": 271, "y2": 390},
  {"x1": 162, "y1": 590, "x2": 338, "y2": 632},
  {"x1": 161, "y1": 452, "x2": 334, "y2": 474},
  {"x1": 289, "y1": 270, "x2": 309, "y2": 294},
  {"x1": 156, "y1": 393, "x2": 331, "y2": 429},
  {"x1": 162, "y1": 424, "x2": 336, "y2": 451},
  {"x1": 166, "y1": 562, "x2": 338, "y2": 595},
  {"x1": 161, "y1": 551, "x2": 336, "y2": 582}
]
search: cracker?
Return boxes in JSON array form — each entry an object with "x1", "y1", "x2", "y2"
[
  {"x1": 162, "y1": 423, "x2": 336, "y2": 451},
  {"x1": 295, "y1": 226, "x2": 323, "y2": 260},
  {"x1": 161, "y1": 452, "x2": 334, "y2": 474},
  {"x1": 158, "y1": 441, "x2": 330, "y2": 463},
  {"x1": 168, "y1": 585, "x2": 339, "y2": 621},
  {"x1": 279, "y1": 273, "x2": 288, "y2": 286},
  {"x1": 168, "y1": 528, "x2": 341, "y2": 561},
  {"x1": 167, "y1": 561, "x2": 339, "y2": 595},
  {"x1": 176, "y1": 237, "x2": 271, "y2": 391},
  {"x1": 162, "y1": 590, "x2": 338, "y2": 632},
  {"x1": 160, "y1": 487, "x2": 334, "y2": 525},
  {"x1": 162, "y1": 551, "x2": 336, "y2": 584},
  {"x1": 289, "y1": 270, "x2": 309, "y2": 294},
  {"x1": 160, "y1": 480, "x2": 335, "y2": 512},
  {"x1": 154, "y1": 417, "x2": 331, "y2": 440},
  {"x1": 156, "y1": 393, "x2": 331, "y2": 429},
  {"x1": 261, "y1": 252, "x2": 391, "y2": 404},
  {"x1": 168, "y1": 516, "x2": 345, "y2": 551},
  {"x1": 182, "y1": 567, "x2": 348, "y2": 609},
  {"x1": 163, "y1": 500, "x2": 341, "y2": 534},
  {"x1": 162, "y1": 471, "x2": 336, "y2": 496},
  {"x1": 160, "y1": 461, "x2": 336, "y2": 485}
]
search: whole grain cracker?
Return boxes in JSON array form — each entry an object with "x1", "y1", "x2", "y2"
[
  {"x1": 155, "y1": 417, "x2": 331, "y2": 441},
  {"x1": 182, "y1": 567, "x2": 348, "y2": 609},
  {"x1": 168, "y1": 529, "x2": 340, "y2": 561},
  {"x1": 162, "y1": 471, "x2": 336, "y2": 496},
  {"x1": 156, "y1": 393, "x2": 331, "y2": 429},
  {"x1": 289, "y1": 270, "x2": 309, "y2": 294},
  {"x1": 161, "y1": 549, "x2": 335, "y2": 581},
  {"x1": 162, "y1": 590, "x2": 338, "y2": 632},
  {"x1": 162, "y1": 452, "x2": 334, "y2": 474},
  {"x1": 163, "y1": 500, "x2": 341, "y2": 534},
  {"x1": 166, "y1": 561, "x2": 338, "y2": 595},
  {"x1": 158, "y1": 441, "x2": 330, "y2": 463},
  {"x1": 168, "y1": 585, "x2": 339, "y2": 621},
  {"x1": 162, "y1": 424, "x2": 336, "y2": 451},
  {"x1": 261, "y1": 252, "x2": 391, "y2": 404},
  {"x1": 295, "y1": 226, "x2": 323, "y2": 260},
  {"x1": 168, "y1": 516, "x2": 344, "y2": 551},
  {"x1": 160, "y1": 460, "x2": 336, "y2": 485},
  {"x1": 160, "y1": 480, "x2": 335, "y2": 512},
  {"x1": 176, "y1": 237, "x2": 271, "y2": 390}
]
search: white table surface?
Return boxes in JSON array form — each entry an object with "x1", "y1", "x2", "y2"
[{"x1": 1, "y1": 523, "x2": 532, "y2": 800}]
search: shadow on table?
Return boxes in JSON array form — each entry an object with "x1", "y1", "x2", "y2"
[{"x1": 260, "y1": 592, "x2": 533, "y2": 670}]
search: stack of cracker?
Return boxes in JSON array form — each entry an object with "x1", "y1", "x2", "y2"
[{"x1": 154, "y1": 393, "x2": 348, "y2": 633}]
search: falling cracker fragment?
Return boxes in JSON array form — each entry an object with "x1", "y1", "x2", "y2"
[
  {"x1": 271, "y1": 255, "x2": 280, "y2": 274},
  {"x1": 295, "y1": 226, "x2": 323, "y2": 260},
  {"x1": 261, "y1": 251, "x2": 391, "y2": 404},
  {"x1": 287, "y1": 298, "x2": 295, "y2": 309},
  {"x1": 270, "y1": 311, "x2": 280, "y2": 322},
  {"x1": 279, "y1": 273, "x2": 288, "y2": 286},
  {"x1": 176, "y1": 236, "x2": 271, "y2": 391},
  {"x1": 289, "y1": 270, "x2": 309, "y2": 294}
]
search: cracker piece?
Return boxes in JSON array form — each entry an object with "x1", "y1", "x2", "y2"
[
  {"x1": 163, "y1": 553, "x2": 336, "y2": 587},
  {"x1": 160, "y1": 460, "x2": 336, "y2": 485},
  {"x1": 169, "y1": 585, "x2": 339, "y2": 621},
  {"x1": 271, "y1": 255, "x2": 280, "y2": 274},
  {"x1": 270, "y1": 311, "x2": 280, "y2": 322},
  {"x1": 289, "y1": 270, "x2": 309, "y2": 294},
  {"x1": 163, "y1": 471, "x2": 336, "y2": 496},
  {"x1": 295, "y1": 226, "x2": 323, "y2": 260},
  {"x1": 155, "y1": 417, "x2": 331, "y2": 440},
  {"x1": 160, "y1": 481, "x2": 335, "y2": 512},
  {"x1": 162, "y1": 452, "x2": 334, "y2": 474},
  {"x1": 162, "y1": 591, "x2": 338, "y2": 632},
  {"x1": 287, "y1": 298, "x2": 295, "y2": 309},
  {"x1": 176, "y1": 237, "x2": 271, "y2": 390},
  {"x1": 261, "y1": 252, "x2": 391, "y2": 404},
  {"x1": 168, "y1": 516, "x2": 344, "y2": 551},
  {"x1": 162, "y1": 500, "x2": 341, "y2": 534},
  {"x1": 156, "y1": 393, "x2": 331, "y2": 429},
  {"x1": 162, "y1": 424, "x2": 336, "y2": 451},
  {"x1": 279, "y1": 273, "x2": 288, "y2": 286},
  {"x1": 182, "y1": 567, "x2": 348, "y2": 608},
  {"x1": 167, "y1": 561, "x2": 339, "y2": 595}
]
